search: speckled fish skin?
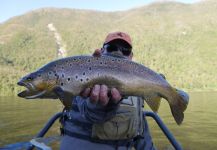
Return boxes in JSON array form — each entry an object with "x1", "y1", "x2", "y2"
[{"x1": 17, "y1": 55, "x2": 188, "y2": 125}]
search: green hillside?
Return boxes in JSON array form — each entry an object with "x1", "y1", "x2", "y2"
[{"x1": 0, "y1": 0, "x2": 217, "y2": 96}]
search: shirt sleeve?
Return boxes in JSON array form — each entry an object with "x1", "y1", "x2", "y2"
[{"x1": 74, "y1": 96, "x2": 120, "y2": 124}]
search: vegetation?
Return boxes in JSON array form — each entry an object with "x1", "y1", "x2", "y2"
[{"x1": 0, "y1": 0, "x2": 217, "y2": 96}]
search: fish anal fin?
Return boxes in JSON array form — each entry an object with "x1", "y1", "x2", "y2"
[{"x1": 144, "y1": 95, "x2": 161, "y2": 112}]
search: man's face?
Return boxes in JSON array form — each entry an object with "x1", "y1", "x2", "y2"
[{"x1": 102, "y1": 40, "x2": 133, "y2": 60}]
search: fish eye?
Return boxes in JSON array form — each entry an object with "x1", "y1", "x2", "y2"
[
  {"x1": 48, "y1": 71, "x2": 53, "y2": 75},
  {"x1": 27, "y1": 76, "x2": 33, "y2": 81}
]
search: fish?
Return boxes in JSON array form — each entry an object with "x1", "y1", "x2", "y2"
[{"x1": 17, "y1": 55, "x2": 189, "y2": 125}]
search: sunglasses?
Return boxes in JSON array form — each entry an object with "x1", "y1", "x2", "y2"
[{"x1": 103, "y1": 44, "x2": 132, "y2": 56}]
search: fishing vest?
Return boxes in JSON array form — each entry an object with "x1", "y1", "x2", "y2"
[
  {"x1": 92, "y1": 96, "x2": 144, "y2": 140},
  {"x1": 60, "y1": 96, "x2": 145, "y2": 142}
]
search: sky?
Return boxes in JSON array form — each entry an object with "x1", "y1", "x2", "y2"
[{"x1": 0, "y1": 0, "x2": 200, "y2": 23}]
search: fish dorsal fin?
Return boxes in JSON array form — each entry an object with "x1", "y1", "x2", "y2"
[{"x1": 144, "y1": 95, "x2": 161, "y2": 112}]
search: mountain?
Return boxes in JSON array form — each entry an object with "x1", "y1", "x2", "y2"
[{"x1": 0, "y1": 0, "x2": 217, "y2": 96}]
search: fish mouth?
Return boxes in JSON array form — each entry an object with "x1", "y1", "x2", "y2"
[{"x1": 17, "y1": 81, "x2": 46, "y2": 99}]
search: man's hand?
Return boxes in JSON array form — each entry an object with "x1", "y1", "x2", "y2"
[
  {"x1": 80, "y1": 85, "x2": 122, "y2": 106},
  {"x1": 84, "y1": 49, "x2": 121, "y2": 106},
  {"x1": 92, "y1": 49, "x2": 102, "y2": 57}
]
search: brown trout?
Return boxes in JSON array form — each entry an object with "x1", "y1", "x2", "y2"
[{"x1": 17, "y1": 55, "x2": 189, "y2": 125}]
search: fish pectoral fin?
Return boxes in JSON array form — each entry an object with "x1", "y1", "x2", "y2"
[
  {"x1": 144, "y1": 95, "x2": 161, "y2": 112},
  {"x1": 53, "y1": 87, "x2": 64, "y2": 99},
  {"x1": 53, "y1": 87, "x2": 73, "y2": 108}
]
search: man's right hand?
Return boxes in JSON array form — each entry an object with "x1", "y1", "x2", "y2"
[{"x1": 80, "y1": 85, "x2": 122, "y2": 106}]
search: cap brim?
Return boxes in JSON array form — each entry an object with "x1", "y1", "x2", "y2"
[{"x1": 105, "y1": 38, "x2": 132, "y2": 48}]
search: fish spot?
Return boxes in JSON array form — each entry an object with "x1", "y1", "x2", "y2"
[
  {"x1": 87, "y1": 59, "x2": 91, "y2": 63},
  {"x1": 48, "y1": 71, "x2": 52, "y2": 75},
  {"x1": 83, "y1": 72, "x2": 86, "y2": 76},
  {"x1": 67, "y1": 78, "x2": 71, "y2": 81},
  {"x1": 88, "y1": 67, "x2": 92, "y2": 71},
  {"x1": 38, "y1": 74, "x2": 41, "y2": 77},
  {"x1": 62, "y1": 74, "x2": 64, "y2": 78},
  {"x1": 54, "y1": 73, "x2": 58, "y2": 76},
  {"x1": 86, "y1": 78, "x2": 89, "y2": 81},
  {"x1": 75, "y1": 75, "x2": 78, "y2": 79},
  {"x1": 54, "y1": 65, "x2": 57, "y2": 67},
  {"x1": 100, "y1": 62, "x2": 103, "y2": 65},
  {"x1": 62, "y1": 66, "x2": 64, "y2": 69},
  {"x1": 69, "y1": 64, "x2": 72, "y2": 66},
  {"x1": 61, "y1": 83, "x2": 64, "y2": 86},
  {"x1": 112, "y1": 59, "x2": 115, "y2": 62},
  {"x1": 80, "y1": 79, "x2": 83, "y2": 82}
]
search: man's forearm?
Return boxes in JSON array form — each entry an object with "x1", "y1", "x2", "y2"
[{"x1": 76, "y1": 96, "x2": 120, "y2": 123}]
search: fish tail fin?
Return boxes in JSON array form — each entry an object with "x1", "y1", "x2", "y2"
[
  {"x1": 170, "y1": 89, "x2": 189, "y2": 125},
  {"x1": 145, "y1": 96, "x2": 161, "y2": 112},
  {"x1": 170, "y1": 104, "x2": 184, "y2": 125}
]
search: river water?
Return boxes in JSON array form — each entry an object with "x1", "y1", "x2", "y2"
[{"x1": 0, "y1": 92, "x2": 217, "y2": 150}]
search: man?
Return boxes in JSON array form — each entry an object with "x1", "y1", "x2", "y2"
[{"x1": 60, "y1": 32, "x2": 156, "y2": 150}]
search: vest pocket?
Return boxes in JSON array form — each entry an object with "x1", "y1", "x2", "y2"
[{"x1": 91, "y1": 105, "x2": 139, "y2": 140}]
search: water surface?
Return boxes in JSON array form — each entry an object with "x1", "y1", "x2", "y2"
[
  {"x1": 0, "y1": 92, "x2": 217, "y2": 150},
  {"x1": 146, "y1": 92, "x2": 217, "y2": 150}
]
